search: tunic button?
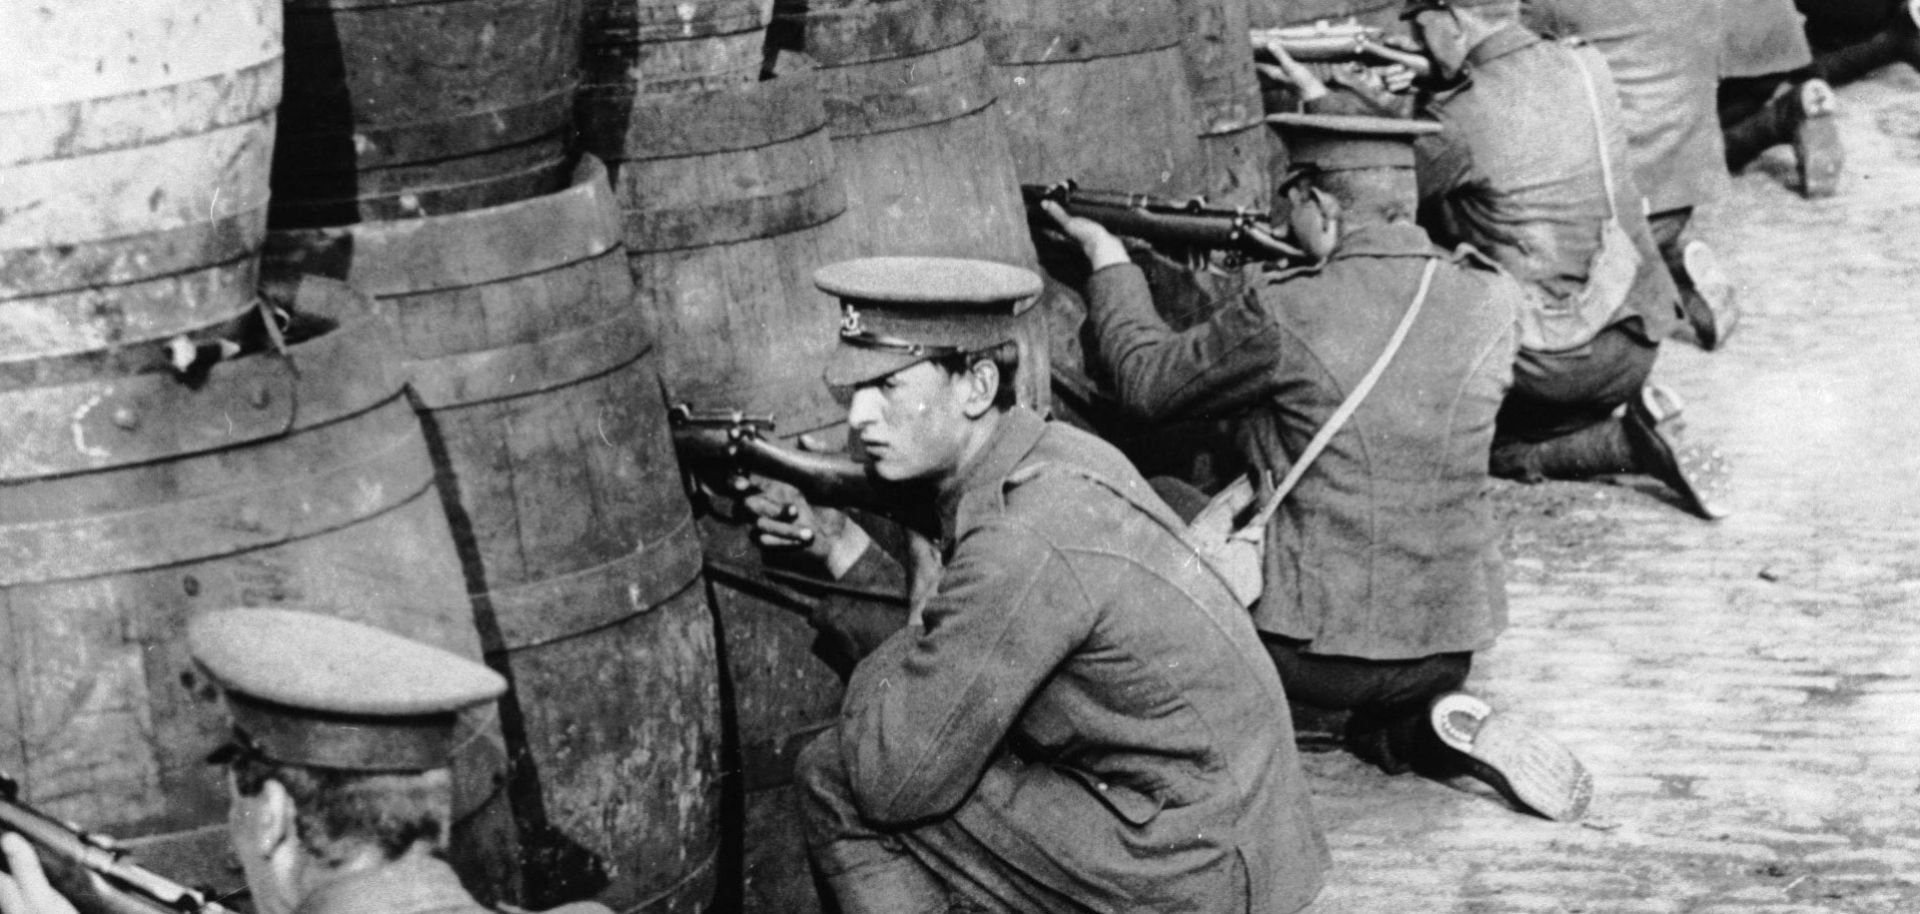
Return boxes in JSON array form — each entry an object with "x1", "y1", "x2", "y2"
[{"x1": 1096, "y1": 782, "x2": 1108, "y2": 791}]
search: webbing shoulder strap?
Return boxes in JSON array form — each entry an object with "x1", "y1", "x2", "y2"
[
  {"x1": 1567, "y1": 47, "x2": 1619, "y2": 221},
  {"x1": 1232, "y1": 256, "x2": 1442, "y2": 542}
]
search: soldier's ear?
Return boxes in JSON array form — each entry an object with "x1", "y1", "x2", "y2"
[{"x1": 961, "y1": 357, "x2": 1000, "y2": 419}]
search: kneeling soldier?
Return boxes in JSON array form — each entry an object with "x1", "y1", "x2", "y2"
[
  {"x1": 1046, "y1": 113, "x2": 1592, "y2": 821},
  {"x1": 747, "y1": 257, "x2": 1330, "y2": 914}
]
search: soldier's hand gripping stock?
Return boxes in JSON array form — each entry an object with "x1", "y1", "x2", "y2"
[
  {"x1": 0, "y1": 775, "x2": 236, "y2": 914},
  {"x1": 1022, "y1": 181, "x2": 1304, "y2": 264}
]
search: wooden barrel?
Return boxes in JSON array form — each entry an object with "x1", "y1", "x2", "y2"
[
  {"x1": 980, "y1": 0, "x2": 1209, "y2": 196},
  {"x1": 581, "y1": 76, "x2": 848, "y2": 436},
  {"x1": 579, "y1": 72, "x2": 851, "y2": 914},
  {"x1": 581, "y1": 0, "x2": 768, "y2": 94},
  {"x1": 269, "y1": 0, "x2": 582, "y2": 227},
  {"x1": 1248, "y1": 0, "x2": 1401, "y2": 30},
  {"x1": 264, "y1": 157, "x2": 722, "y2": 914},
  {"x1": 0, "y1": 277, "x2": 522, "y2": 906},
  {"x1": 0, "y1": 0, "x2": 280, "y2": 363},
  {"x1": 1182, "y1": 0, "x2": 1273, "y2": 207},
  {"x1": 766, "y1": 0, "x2": 1052, "y2": 411}
]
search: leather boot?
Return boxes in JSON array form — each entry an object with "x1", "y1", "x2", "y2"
[
  {"x1": 1723, "y1": 80, "x2": 1844, "y2": 199},
  {"x1": 1492, "y1": 387, "x2": 1732, "y2": 519},
  {"x1": 1622, "y1": 385, "x2": 1732, "y2": 520},
  {"x1": 1489, "y1": 416, "x2": 1637, "y2": 484},
  {"x1": 1722, "y1": 81, "x2": 1792, "y2": 172},
  {"x1": 1678, "y1": 239, "x2": 1740, "y2": 350},
  {"x1": 1792, "y1": 80, "x2": 1844, "y2": 198}
]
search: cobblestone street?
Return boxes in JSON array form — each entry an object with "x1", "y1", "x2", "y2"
[{"x1": 1300, "y1": 67, "x2": 1920, "y2": 914}]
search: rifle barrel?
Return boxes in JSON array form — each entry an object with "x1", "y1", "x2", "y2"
[{"x1": 1, "y1": 794, "x2": 236, "y2": 914}]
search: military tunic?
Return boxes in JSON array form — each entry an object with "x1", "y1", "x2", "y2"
[
  {"x1": 1521, "y1": 0, "x2": 1732, "y2": 215},
  {"x1": 293, "y1": 856, "x2": 612, "y2": 914},
  {"x1": 800, "y1": 406, "x2": 1329, "y2": 914},
  {"x1": 1083, "y1": 222, "x2": 1519, "y2": 661},
  {"x1": 1414, "y1": 23, "x2": 1684, "y2": 345},
  {"x1": 1721, "y1": 0, "x2": 1817, "y2": 77}
]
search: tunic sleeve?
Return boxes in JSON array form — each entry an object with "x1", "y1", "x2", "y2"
[
  {"x1": 834, "y1": 520, "x2": 1087, "y2": 825},
  {"x1": 1084, "y1": 262, "x2": 1282, "y2": 424}
]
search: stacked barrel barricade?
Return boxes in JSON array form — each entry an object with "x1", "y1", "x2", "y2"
[
  {"x1": 261, "y1": 0, "x2": 725, "y2": 911},
  {"x1": 3, "y1": 0, "x2": 1314, "y2": 912},
  {"x1": 0, "y1": 0, "x2": 526, "y2": 904}
]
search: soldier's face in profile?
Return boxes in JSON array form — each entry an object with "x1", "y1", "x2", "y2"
[{"x1": 845, "y1": 360, "x2": 974, "y2": 482}]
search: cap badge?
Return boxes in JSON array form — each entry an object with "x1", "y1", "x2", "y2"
[{"x1": 840, "y1": 303, "x2": 865, "y2": 337}]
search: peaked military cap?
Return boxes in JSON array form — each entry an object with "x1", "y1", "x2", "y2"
[
  {"x1": 815, "y1": 256, "x2": 1043, "y2": 388},
  {"x1": 1403, "y1": 0, "x2": 1515, "y2": 19},
  {"x1": 1401, "y1": 0, "x2": 1453, "y2": 19},
  {"x1": 189, "y1": 608, "x2": 507, "y2": 772},
  {"x1": 1267, "y1": 112, "x2": 1444, "y2": 174}
]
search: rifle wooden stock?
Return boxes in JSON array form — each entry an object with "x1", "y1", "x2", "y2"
[
  {"x1": 1024, "y1": 183, "x2": 1302, "y2": 261},
  {"x1": 1, "y1": 779, "x2": 237, "y2": 914},
  {"x1": 668, "y1": 410, "x2": 893, "y2": 516}
]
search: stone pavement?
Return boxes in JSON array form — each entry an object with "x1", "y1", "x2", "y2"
[{"x1": 1299, "y1": 68, "x2": 1920, "y2": 914}]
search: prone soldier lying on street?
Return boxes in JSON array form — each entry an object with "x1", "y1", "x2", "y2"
[
  {"x1": 1398, "y1": 0, "x2": 1735, "y2": 520},
  {"x1": 0, "y1": 608, "x2": 610, "y2": 914},
  {"x1": 1042, "y1": 112, "x2": 1593, "y2": 822},
  {"x1": 738, "y1": 257, "x2": 1330, "y2": 914}
]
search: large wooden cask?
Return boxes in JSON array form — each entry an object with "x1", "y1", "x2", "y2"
[
  {"x1": 582, "y1": 0, "x2": 767, "y2": 93},
  {"x1": 767, "y1": 0, "x2": 1052, "y2": 410},
  {"x1": 1248, "y1": 0, "x2": 1401, "y2": 29},
  {"x1": 0, "y1": 0, "x2": 279, "y2": 363},
  {"x1": 1183, "y1": 0, "x2": 1274, "y2": 207},
  {"x1": 269, "y1": 0, "x2": 582, "y2": 227},
  {"x1": 264, "y1": 158, "x2": 721, "y2": 914},
  {"x1": 579, "y1": 71, "x2": 852, "y2": 914},
  {"x1": 0, "y1": 278, "x2": 522, "y2": 905},
  {"x1": 981, "y1": 0, "x2": 1209, "y2": 196}
]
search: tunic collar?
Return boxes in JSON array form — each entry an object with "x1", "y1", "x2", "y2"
[
  {"x1": 291, "y1": 854, "x2": 482, "y2": 914},
  {"x1": 935, "y1": 405, "x2": 1046, "y2": 539},
  {"x1": 1327, "y1": 222, "x2": 1444, "y2": 263},
  {"x1": 1464, "y1": 22, "x2": 1544, "y2": 70}
]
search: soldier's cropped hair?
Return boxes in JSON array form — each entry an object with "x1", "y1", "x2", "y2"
[
  {"x1": 931, "y1": 340, "x2": 1021, "y2": 410},
  {"x1": 229, "y1": 753, "x2": 451, "y2": 865},
  {"x1": 1307, "y1": 168, "x2": 1420, "y2": 224}
]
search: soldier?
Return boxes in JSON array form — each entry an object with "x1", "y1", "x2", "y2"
[
  {"x1": 1802, "y1": 0, "x2": 1920, "y2": 86},
  {"x1": 744, "y1": 256, "x2": 1329, "y2": 914},
  {"x1": 1400, "y1": 0, "x2": 1734, "y2": 520},
  {"x1": 1519, "y1": 0, "x2": 1744, "y2": 348},
  {"x1": 1715, "y1": 0, "x2": 1845, "y2": 198},
  {"x1": 1043, "y1": 112, "x2": 1592, "y2": 822},
  {"x1": 0, "y1": 608, "x2": 605, "y2": 914}
]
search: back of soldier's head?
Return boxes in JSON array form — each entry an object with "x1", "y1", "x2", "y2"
[
  {"x1": 190, "y1": 608, "x2": 507, "y2": 865},
  {"x1": 1267, "y1": 113, "x2": 1442, "y2": 226}
]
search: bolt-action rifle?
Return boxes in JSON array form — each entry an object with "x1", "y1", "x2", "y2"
[
  {"x1": 1249, "y1": 22, "x2": 1433, "y2": 77},
  {"x1": 667, "y1": 405, "x2": 894, "y2": 516},
  {"x1": 0, "y1": 773, "x2": 238, "y2": 914},
  {"x1": 1022, "y1": 181, "x2": 1304, "y2": 264}
]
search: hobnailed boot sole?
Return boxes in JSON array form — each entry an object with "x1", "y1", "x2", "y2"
[
  {"x1": 1431, "y1": 693, "x2": 1594, "y2": 822},
  {"x1": 1679, "y1": 240, "x2": 1739, "y2": 351},
  {"x1": 1793, "y1": 80, "x2": 1844, "y2": 199},
  {"x1": 1625, "y1": 385, "x2": 1733, "y2": 520}
]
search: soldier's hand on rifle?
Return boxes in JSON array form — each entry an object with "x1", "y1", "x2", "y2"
[
  {"x1": 1256, "y1": 41, "x2": 1330, "y2": 104},
  {"x1": 740, "y1": 474, "x2": 871, "y2": 581},
  {"x1": 0, "y1": 834, "x2": 81, "y2": 914},
  {"x1": 1038, "y1": 201, "x2": 1131, "y2": 271}
]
